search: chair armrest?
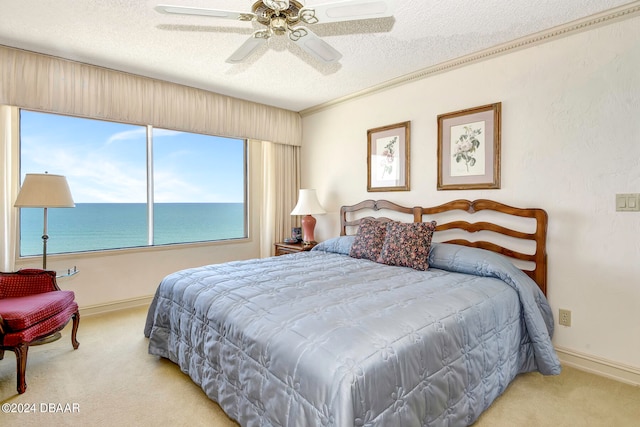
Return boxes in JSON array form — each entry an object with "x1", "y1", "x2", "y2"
[{"x1": 0, "y1": 269, "x2": 60, "y2": 298}]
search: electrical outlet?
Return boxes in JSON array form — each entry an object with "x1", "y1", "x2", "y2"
[
  {"x1": 559, "y1": 309, "x2": 571, "y2": 327},
  {"x1": 616, "y1": 193, "x2": 640, "y2": 211}
]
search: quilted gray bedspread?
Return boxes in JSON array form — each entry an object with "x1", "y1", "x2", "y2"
[{"x1": 145, "y1": 240, "x2": 560, "y2": 426}]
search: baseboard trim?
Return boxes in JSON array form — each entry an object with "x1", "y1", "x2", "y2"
[
  {"x1": 556, "y1": 346, "x2": 640, "y2": 386},
  {"x1": 79, "y1": 295, "x2": 154, "y2": 317}
]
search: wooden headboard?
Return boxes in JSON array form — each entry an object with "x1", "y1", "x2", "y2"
[{"x1": 340, "y1": 199, "x2": 548, "y2": 295}]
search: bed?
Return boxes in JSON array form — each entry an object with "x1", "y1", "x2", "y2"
[{"x1": 144, "y1": 199, "x2": 561, "y2": 426}]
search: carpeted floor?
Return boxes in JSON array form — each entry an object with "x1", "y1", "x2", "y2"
[{"x1": 1, "y1": 305, "x2": 638, "y2": 426}]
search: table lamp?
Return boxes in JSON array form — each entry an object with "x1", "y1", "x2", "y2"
[{"x1": 290, "y1": 189, "x2": 325, "y2": 245}]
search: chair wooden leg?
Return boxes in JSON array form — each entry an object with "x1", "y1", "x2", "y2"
[
  {"x1": 0, "y1": 348, "x2": 4, "y2": 360},
  {"x1": 13, "y1": 343, "x2": 29, "y2": 394},
  {"x1": 71, "y1": 311, "x2": 80, "y2": 349}
]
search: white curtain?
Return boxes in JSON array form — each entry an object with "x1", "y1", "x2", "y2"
[
  {"x1": 260, "y1": 141, "x2": 300, "y2": 258},
  {"x1": 0, "y1": 105, "x2": 19, "y2": 271}
]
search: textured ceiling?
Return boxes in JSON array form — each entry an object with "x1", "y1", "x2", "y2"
[{"x1": 0, "y1": 0, "x2": 634, "y2": 112}]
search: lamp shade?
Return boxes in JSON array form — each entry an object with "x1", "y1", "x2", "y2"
[
  {"x1": 14, "y1": 173, "x2": 75, "y2": 208},
  {"x1": 290, "y1": 189, "x2": 325, "y2": 215}
]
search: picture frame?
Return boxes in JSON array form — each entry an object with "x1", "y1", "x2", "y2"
[
  {"x1": 367, "y1": 121, "x2": 410, "y2": 192},
  {"x1": 292, "y1": 227, "x2": 302, "y2": 242},
  {"x1": 437, "y1": 103, "x2": 501, "y2": 190}
]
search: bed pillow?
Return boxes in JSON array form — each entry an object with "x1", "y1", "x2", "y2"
[
  {"x1": 377, "y1": 221, "x2": 437, "y2": 271},
  {"x1": 348, "y1": 217, "x2": 390, "y2": 262},
  {"x1": 311, "y1": 236, "x2": 355, "y2": 255}
]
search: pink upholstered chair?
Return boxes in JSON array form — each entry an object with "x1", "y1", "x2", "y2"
[{"x1": 0, "y1": 269, "x2": 79, "y2": 394}]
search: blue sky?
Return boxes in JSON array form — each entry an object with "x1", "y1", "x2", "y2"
[{"x1": 20, "y1": 110, "x2": 245, "y2": 203}]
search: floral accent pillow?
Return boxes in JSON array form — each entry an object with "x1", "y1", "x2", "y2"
[
  {"x1": 349, "y1": 218, "x2": 390, "y2": 262},
  {"x1": 377, "y1": 221, "x2": 437, "y2": 271}
]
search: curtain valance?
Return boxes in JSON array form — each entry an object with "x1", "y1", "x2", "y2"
[{"x1": 0, "y1": 46, "x2": 301, "y2": 146}]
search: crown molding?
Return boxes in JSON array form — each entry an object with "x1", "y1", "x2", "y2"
[{"x1": 300, "y1": 1, "x2": 640, "y2": 117}]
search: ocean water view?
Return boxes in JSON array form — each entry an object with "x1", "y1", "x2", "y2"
[{"x1": 19, "y1": 203, "x2": 246, "y2": 256}]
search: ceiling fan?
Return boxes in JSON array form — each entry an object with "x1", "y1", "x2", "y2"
[{"x1": 155, "y1": 0, "x2": 395, "y2": 64}]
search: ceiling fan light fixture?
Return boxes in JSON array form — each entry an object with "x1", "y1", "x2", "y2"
[{"x1": 270, "y1": 16, "x2": 288, "y2": 35}]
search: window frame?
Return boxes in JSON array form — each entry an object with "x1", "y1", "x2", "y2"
[{"x1": 17, "y1": 109, "x2": 249, "y2": 258}]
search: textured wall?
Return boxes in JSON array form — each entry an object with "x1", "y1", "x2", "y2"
[{"x1": 301, "y1": 16, "x2": 640, "y2": 372}]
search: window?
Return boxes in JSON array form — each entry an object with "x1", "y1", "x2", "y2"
[
  {"x1": 19, "y1": 110, "x2": 246, "y2": 256},
  {"x1": 152, "y1": 127, "x2": 246, "y2": 245}
]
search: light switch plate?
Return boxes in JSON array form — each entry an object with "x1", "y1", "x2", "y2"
[{"x1": 616, "y1": 193, "x2": 640, "y2": 212}]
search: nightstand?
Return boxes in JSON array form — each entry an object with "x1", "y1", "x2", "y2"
[{"x1": 274, "y1": 241, "x2": 316, "y2": 256}]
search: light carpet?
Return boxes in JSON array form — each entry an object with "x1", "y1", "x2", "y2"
[{"x1": 1, "y1": 305, "x2": 638, "y2": 426}]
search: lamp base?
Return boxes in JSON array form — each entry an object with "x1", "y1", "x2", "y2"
[{"x1": 301, "y1": 214, "x2": 317, "y2": 244}]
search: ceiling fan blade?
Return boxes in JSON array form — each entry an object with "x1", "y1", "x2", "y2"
[
  {"x1": 301, "y1": 0, "x2": 394, "y2": 24},
  {"x1": 290, "y1": 27, "x2": 342, "y2": 63},
  {"x1": 226, "y1": 34, "x2": 268, "y2": 64},
  {"x1": 155, "y1": 4, "x2": 255, "y2": 21}
]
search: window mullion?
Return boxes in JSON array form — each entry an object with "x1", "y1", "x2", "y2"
[{"x1": 146, "y1": 125, "x2": 154, "y2": 246}]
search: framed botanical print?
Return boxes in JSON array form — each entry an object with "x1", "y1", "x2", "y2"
[
  {"x1": 367, "y1": 121, "x2": 410, "y2": 192},
  {"x1": 437, "y1": 103, "x2": 501, "y2": 190}
]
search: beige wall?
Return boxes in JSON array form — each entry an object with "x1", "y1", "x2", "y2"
[
  {"x1": 15, "y1": 141, "x2": 263, "y2": 310},
  {"x1": 301, "y1": 17, "x2": 640, "y2": 373}
]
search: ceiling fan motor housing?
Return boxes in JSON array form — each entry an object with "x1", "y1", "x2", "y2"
[
  {"x1": 252, "y1": 0, "x2": 304, "y2": 26},
  {"x1": 263, "y1": 0, "x2": 290, "y2": 12}
]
